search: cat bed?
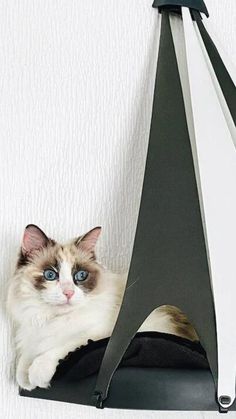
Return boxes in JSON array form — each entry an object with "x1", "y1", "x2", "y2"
[
  {"x1": 53, "y1": 331, "x2": 209, "y2": 380},
  {"x1": 20, "y1": 331, "x2": 231, "y2": 410}
]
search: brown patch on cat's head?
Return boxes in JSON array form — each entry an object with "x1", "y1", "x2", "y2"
[
  {"x1": 71, "y1": 260, "x2": 98, "y2": 294},
  {"x1": 18, "y1": 242, "x2": 60, "y2": 290}
]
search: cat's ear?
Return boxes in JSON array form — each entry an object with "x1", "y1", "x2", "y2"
[
  {"x1": 22, "y1": 224, "x2": 49, "y2": 256},
  {"x1": 75, "y1": 226, "x2": 101, "y2": 253}
]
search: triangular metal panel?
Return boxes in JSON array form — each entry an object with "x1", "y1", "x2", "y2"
[{"x1": 92, "y1": 10, "x2": 217, "y2": 408}]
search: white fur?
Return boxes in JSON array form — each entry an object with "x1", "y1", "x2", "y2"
[{"x1": 7, "y1": 265, "x2": 176, "y2": 391}]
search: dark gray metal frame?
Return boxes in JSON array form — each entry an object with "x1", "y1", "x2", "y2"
[{"x1": 92, "y1": 5, "x2": 218, "y2": 410}]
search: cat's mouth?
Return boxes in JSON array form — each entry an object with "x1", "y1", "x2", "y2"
[
  {"x1": 54, "y1": 302, "x2": 75, "y2": 311},
  {"x1": 61, "y1": 300, "x2": 72, "y2": 306},
  {"x1": 60, "y1": 298, "x2": 77, "y2": 307},
  {"x1": 51, "y1": 299, "x2": 74, "y2": 307}
]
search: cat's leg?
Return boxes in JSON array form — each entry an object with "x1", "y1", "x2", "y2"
[
  {"x1": 28, "y1": 324, "x2": 118, "y2": 390},
  {"x1": 28, "y1": 340, "x2": 85, "y2": 389},
  {"x1": 16, "y1": 355, "x2": 35, "y2": 391}
]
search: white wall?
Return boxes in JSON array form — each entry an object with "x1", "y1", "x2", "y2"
[{"x1": 0, "y1": 1, "x2": 235, "y2": 418}]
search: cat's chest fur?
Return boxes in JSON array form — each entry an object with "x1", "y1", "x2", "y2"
[{"x1": 14, "y1": 275, "x2": 124, "y2": 358}]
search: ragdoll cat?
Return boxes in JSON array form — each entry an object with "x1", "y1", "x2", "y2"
[{"x1": 7, "y1": 224, "x2": 198, "y2": 391}]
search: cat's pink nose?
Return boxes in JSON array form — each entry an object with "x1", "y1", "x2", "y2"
[{"x1": 63, "y1": 289, "x2": 75, "y2": 299}]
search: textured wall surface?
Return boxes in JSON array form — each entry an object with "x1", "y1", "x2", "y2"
[{"x1": 0, "y1": 1, "x2": 235, "y2": 418}]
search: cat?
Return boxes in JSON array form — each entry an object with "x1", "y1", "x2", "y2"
[{"x1": 6, "y1": 224, "x2": 198, "y2": 391}]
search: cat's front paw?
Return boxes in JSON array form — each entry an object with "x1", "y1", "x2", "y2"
[
  {"x1": 16, "y1": 369, "x2": 36, "y2": 392},
  {"x1": 28, "y1": 355, "x2": 56, "y2": 389},
  {"x1": 16, "y1": 357, "x2": 36, "y2": 391}
]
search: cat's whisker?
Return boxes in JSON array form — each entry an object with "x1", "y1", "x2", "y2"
[{"x1": 125, "y1": 277, "x2": 140, "y2": 292}]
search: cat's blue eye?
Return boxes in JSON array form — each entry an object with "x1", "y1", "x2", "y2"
[
  {"x1": 74, "y1": 270, "x2": 89, "y2": 282},
  {"x1": 43, "y1": 269, "x2": 57, "y2": 281}
]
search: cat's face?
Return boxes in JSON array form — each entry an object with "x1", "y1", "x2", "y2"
[{"x1": 16, "y1": 224, "x2": 104, "y2": 308}]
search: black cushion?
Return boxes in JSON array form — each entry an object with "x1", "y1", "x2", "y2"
[{"x1": 53, "y1": 331, "x2": 209, "y2": 382}]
